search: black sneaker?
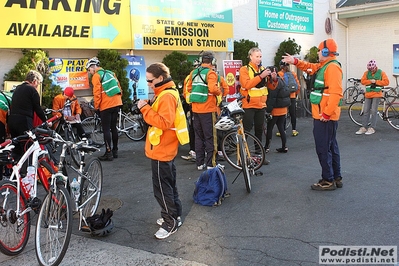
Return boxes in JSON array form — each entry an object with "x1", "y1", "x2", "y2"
[
  {"x1": 99, "y1": 151, "x2": 113, "y2": 161},
  {"x1": 276, "y1": 147, "x2": 288, "y2": 153},
  {"x1": 334, "y1": 177, "x2": 343, "y2": 188},
  {"x1": 112, "y1": 150, "x2": 118, "y2": 158},
  {"x1": 311, "y1": 179, "x2": 336, "y2": 191}
]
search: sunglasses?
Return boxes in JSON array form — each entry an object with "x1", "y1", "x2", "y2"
[{"x1": 146, "y1": 78, "x2": 155, "y2": 83}]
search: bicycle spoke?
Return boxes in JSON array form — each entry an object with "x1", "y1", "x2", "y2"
[
  {"x1": 35, "y1": 185, "x2": 72, "y2": 266},
  {"x1": 0, "y1": 181, "x2": 30, "y2": 256},
  {"x1": 385, "y1": 102, "x2": 399, "y2": 130}
]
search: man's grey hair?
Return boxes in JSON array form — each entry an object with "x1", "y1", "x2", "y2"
[{"x1": 26, "y1": 70, "x2": 43, "y2": 83}]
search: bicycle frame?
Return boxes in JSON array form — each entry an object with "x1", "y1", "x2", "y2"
[
  {"x1": 61, "y1": 145, "x2": 100, "y2": 231},
  {"x1": 3, "y1": 126, "x2": 64, "y2": 220}
]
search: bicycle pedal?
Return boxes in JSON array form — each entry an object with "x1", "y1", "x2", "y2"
[
  {"x1": 80, "y1": 225, "x2": 91, "y2": 233},
  {"x1": 29, "y1": 197, "x2": 42, "y2": 212}
]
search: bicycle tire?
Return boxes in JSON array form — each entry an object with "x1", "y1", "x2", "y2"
[
  {"x1": 64, "y1": 125, "x2": 80, "y2": 167},
  {"x1": 285, "y1": 112, "x2": 291, "y2": 131},
  {"x1": 302, "y1": 88, "x2": 312, "y2": 116},
  {"x1": 348, "y1": 100, "x2": 364, "y2": 126},
  {"x1": 384, "y1": 87, "x2": 398, "y2": 103},
  {"x1": 238, "y1": 135, "x2": 251, "y2": 193},
  {"x1": 343, "y1": 86, "x2": 359, "y2": 104},
  {"x1": 81, "y1": 116, "x2": 104, "y2": 145},
  {"x1": 80, "y1": 158, "x2": 103, "y2": 218},
  {"x1": 123, "y1": 113, "x2": 147, "y2": 141},
  {"x1": 0, "y1": 180, "x2": 30, "y2": 256},
  {"x1": 385, "y1": 102, "x2": 399, "y2": 130},
  {"x1": 35, "y1": 184, "x2": 72, "y2": 266},
  {"x1": 221, "y1": 131, "x2": 265, "y2": 171}
]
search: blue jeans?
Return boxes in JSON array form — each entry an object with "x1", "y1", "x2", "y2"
[{"x1": 313, "y1": 119, "x2": 341, "y2": 181}]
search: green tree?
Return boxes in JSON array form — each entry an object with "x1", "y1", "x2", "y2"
[
  {"x1": 3, "y1": 49, "x2": 62, "y2": 108},
  {"x1": 96, "y1": 49, "x2": 130, "y2": 110},
  {"x1": 162, "y1": 51, "x2": 193, "y2": 92},
  {"x1": 273, "y1": 38, "x2": 302, "y2": 67},
  {"x1": 233, "y1": 39, "x2": 259, "y2": 65},
  {"x1": 304, "y1": 46, "x2": 319, "y2": 63}
]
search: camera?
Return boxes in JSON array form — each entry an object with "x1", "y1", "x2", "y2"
[{"x1": 254, "y1": 70, "x2": 266, "y2": 88}]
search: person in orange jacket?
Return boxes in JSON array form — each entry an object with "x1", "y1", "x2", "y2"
[
  {"x1": 282, "y1": 39, "x2": 343, "y2": 191},
  {"x1": 186, "y1": 51, "x2": 221, "y2": 170},
  {"x1": 278, "y1": 61, "x2": 301, "y2": 137},
  {"x1": 355, "y1": 60, "x2": 389, "y2": 135},
  {"x1": 52, "y1": 86, "x2": 86, "y2": 139},
  {"x1": 137, "y1": 62, "x2": 182, "y2": 240},
  {"x1": 239, "y1": 48, "x2": 271, "y2": 152},
  {"x1": 86, "y1": 57, "x2": 122, "y2": 161}
]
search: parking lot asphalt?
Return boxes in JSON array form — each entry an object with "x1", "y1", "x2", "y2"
[{"x1": 1, "y1": 111, "x2": 399, "y2": 266}]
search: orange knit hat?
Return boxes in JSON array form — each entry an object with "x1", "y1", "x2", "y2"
[{"x1": 318, "y1": 39, "x2": 338, "y2": 57}]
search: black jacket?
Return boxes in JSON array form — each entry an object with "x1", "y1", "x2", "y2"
[
  {"x1": 266, "y1": 77, "x2": 291, "y2": 113},
  {"x1": 10, "y1": 82, "x2": 46, "y2": 121}
]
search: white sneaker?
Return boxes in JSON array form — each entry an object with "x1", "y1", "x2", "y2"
[
  {"x1": 157, "y1": 216, "x2": 182, "y2": 227},
  {"x1": 197, "y1": 164, "x2": 205, "y2": 171},
  {"x1": 154, "y1": 227, "x2": 177, "y2": 240},
  {"x1": 355, "y1": 127, "x2": 367, "y2": 135},
  {"x1": 365, "y1": 127, "x2": 375, "y2": 135}
]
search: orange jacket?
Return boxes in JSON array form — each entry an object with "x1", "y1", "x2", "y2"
[
  {"x1": 186, "y1": 63, "x2": 221, "y2": 113},
  {"x1": 360, "y1": 69, "x2": 389, "y2": 98},
  {"x1": 52, "y1": 93, "x2": 82, "y2": 119},
  {"x1": 92, "y1": 68, "x2": 123, "y2": 111},
  {"x1": 265, "y1": 78, "x2": 286, "y2": 116},
  {"x1": 278, "y1": 70, "x2": 300, "y2": 99},
  {"x1": 219, "y1": 76, "x2": 229, "y2": 97},
  {"x1": 295, "y1": 57, "x2": 342, "y2": 120},
  {"x1": 0, "y1": 109, "x2": 6, "y2": 126},
  {"x1": 141, "y1": 80, "x2": 179, "y2": 161},
  {"x1": 239, "y1": 62, "x2": 268, "y2": 109}
]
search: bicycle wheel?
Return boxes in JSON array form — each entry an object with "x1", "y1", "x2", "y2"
[
  {"x1": 301, "y1": 88, "x2": 312, "y2": 116},
  {"x1": 385, "y1": 102, "x2": 399, "y2": 130},
  {"x1": 35, "y1": 184, "x2": 72, "y2": 266},
  {"x1": 384, "y1": 87, "x2": 398, "y2": 103},
  {"x1": 238, "y1": 135, "x2": 251, "y2": 193},
  {"x1": 81, "y1": 116, "x2": 104, "y2": 145},
  {"x1": 348, "y1": 100, "x2": 364, "y2": 126},
  {"x1": 343, "y1": 86, "x2": 359, "y2": 104},
  {"x1": 123, "y1": 113, "x2": 147, "y2": 141},
  {"x1": 80, "y1": 158, "x2": 103, "y2": 218},
  {"x1": 221, "y1": 131, "x2": 265, "y2": 171},
  {"x1": 285, "y1": 112, "x2": 291, "y2": 131},
  {"x1": 64, "y1": 125, "x2": 80, "y2": 167},
  {"x1": 0, "y1": 180, "x2": 30, "y2": 256}
]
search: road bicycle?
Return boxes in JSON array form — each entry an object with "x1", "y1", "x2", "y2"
[
  {"x1": 348, "y1": 88, "x2": 399, "y2": 130},
  {"x1": 40, "y1": 127, "x2": 103, "y2": 232},
  {"x1": 382, "y1": 74, "x2": 399, "y2": 100},
  {"x1": 0, "y1": 116, "x2": 73, "y2": 266},
  {"x1": 343, "y1": 77, "x2": 365, "y2": 104},
  {"x1": 45, "y1": 98, "x2": 83, "y2": 167},
  {"x1": 216, "y1": 97, "x2": 266, "y2": 193},
  {"x1": 81, "y1": 100, "x2": 147, "y2": 142}
]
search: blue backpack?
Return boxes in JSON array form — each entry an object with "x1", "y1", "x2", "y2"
[{"x1": 193, "y1": 165, "x2": 229, "y2": 206}]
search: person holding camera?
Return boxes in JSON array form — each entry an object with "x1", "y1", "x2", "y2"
[
  {"x1": 355, "y1": 60, "x2": 389, "y2": 135},
  {"x1": 239, "y1": 48, "x2": 271, "y2": 162}
]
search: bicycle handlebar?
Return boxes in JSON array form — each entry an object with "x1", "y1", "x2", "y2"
[{"x1": 348, "y1": 78, "x2": 361, "y2": 83}]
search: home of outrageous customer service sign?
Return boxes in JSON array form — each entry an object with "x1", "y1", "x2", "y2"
[
  {"x1": 131, "y1": 0, "x2": 234, "y2": 52},
  {"x1": 257, "y1": 0, "x2": 314, "y2": 34}
]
